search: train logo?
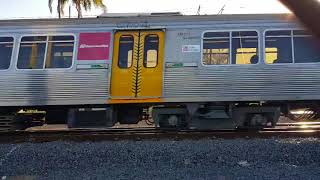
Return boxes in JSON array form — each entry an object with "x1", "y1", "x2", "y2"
[{"x1": 77, "y1": 32, "x2": 111, "y2": 61}]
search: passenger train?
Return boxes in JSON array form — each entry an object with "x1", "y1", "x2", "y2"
[{"x1": 0, "y1": 13, "x2": 320, "y2": 130}]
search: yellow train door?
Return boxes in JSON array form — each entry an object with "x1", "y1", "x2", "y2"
[{"x1": 110, "y1": 30, "x2": 164, "y2": 102}]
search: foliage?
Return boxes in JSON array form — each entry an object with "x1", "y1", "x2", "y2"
[{"x1": 49, "y1": 0, "x2": 107, "y2": 18}]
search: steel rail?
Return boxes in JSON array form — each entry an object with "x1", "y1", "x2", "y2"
[{"x1": 1, "y1": 126, "x2": 320, "y2": 143}]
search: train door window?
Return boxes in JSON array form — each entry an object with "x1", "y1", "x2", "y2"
[
  {"x1": 264, "y1": 30, "x2": 293, "y2": 64},
  {"x1": 45, "y1": 36, "x2": 74, "y2": 68},
  {"x1": 118, "y1": 35, "x2": 134, "y2": 68},
  {"x1": 17, "y1": 36, "x2": 47, "y2": 69},
  {"x1": 293, "y1": 30, "x2": 320, "y2": 63},
  {"x1": 202, "y1": 32, "x2": 230, "y2": 65},
  {"x1": 143, "y1": 34, "x2": 159, "y2": 68},
  {"x1": 231, "y1": 31, "x2": 258, "y2": 64},
  {"x1": 0, "y1": 37, "x2": 14, "y2": 69}
]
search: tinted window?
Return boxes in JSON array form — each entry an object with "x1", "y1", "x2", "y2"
[
  {"x1": 0, "y1": 37, "x2": 14, "y2": 42},
  {"x1": 17, "y1": 42, "x2": 46, "y2": 69},
  {"x1": 204, "y1": 32, "x2": 229, "y2": 38},
  {"x1": 293, "y1": 36, "x2": 320, "y2": 63},
  {"x1": 203, "y1": 32, "x2": 230, "y2": 65},
  {"x1": 265, "y1": 31, "x2": 293, "y2": 64},
  {"x1": 203, "y1": 38, "x2": 229, "y2": 65},
  {"x1": 265, "y1": 30, "x2": 320, "y2": 64},
  {"x1": 118, "y1": 35, "x2": 134, "y2": 68},
  {"x1": 18, "y1": 35, "x2": 74, "y2": 69},
  {"x1": 202, "y1": 31, "x2": 258, "y2": 65},
  {"x1": 265, "y1": 47, "x2": 278, "y2": 64},
  {"x1": 232, "y1": 31, "x2": 258, "y2": 37},
  {"x1": 143, "y1": 34, "x2": 159, "y2": 68},
  {"x1": 232, "y1": 31, "x2": 258, "y2": 64},
  {"x1": 0, "y1": 37, "x2": 14, "y2": 69},
  {"x1": 293, "y1": 30, "x2": 310, "y2": 36},
  {"x1": 265, "y1": 30, "x2": 291, "y2": 36},
  {"x1": 50, "y1": 36, "x2": 74, "y2": 41},
  {"x1": 21, "y1": 36, "x2": 47, "y2": 42},
  {"x1": 45, "y1": 36, "x2": 74, "y2": 68}
]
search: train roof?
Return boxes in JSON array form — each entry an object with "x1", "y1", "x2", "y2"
[{"x1": 0, "y1": 13, "x2": 297, "y2": 28}]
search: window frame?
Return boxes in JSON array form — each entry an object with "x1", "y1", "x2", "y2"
[
  {"x1": 0, "y1": 35, "x2": 15, "y2": 71},
  {"x1": 201, "y1": 29, "x2": 260, "y2": 66},
  {"x1": 16, "y1": 33, "x2": 76, "y2": 71},
  {"x1": 263, "y1": 28, "x2": 320, "y2": 65}
]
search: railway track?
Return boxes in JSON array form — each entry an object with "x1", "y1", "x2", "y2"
[{"x1": 1, "y1": 123, "x2": 320, "y2": 143}]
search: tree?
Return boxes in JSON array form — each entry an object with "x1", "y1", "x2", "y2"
[
  {"x1": 49, "y1": 0, "x2": 69, "y2": 19},
  {"x1": 49, "y1": 0, "x2": 106, "y2": 18},
  {"x1": 74, "y1": 0, "x2": 106, "y2": 18}
]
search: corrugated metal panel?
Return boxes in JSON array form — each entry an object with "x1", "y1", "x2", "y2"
[
  {"x1": 163, "y1": 65, "x2": 320, "y2": 102},
  {"x1": 0, "y1": 70, "x2": 109, "y2": 106}
]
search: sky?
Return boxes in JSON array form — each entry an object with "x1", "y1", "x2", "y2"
[{"x1": 0, "y1": 0, "x2": 290, "y2": 19}]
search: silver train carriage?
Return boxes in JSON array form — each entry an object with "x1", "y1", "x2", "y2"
[{"x1": 0, "y1": 13, "x2": 319, "y2": 130}]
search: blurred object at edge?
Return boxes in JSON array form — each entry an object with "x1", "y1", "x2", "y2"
[{"x1": 280, "y1": 0, "x2": 320, "y2": 39}]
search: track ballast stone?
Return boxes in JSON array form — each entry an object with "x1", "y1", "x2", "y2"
[{"x1": 0, "y1": 138, "x2": 320, "y2": 179}]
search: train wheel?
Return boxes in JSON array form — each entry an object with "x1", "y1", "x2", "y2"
[{"x1": 117, "y1": 106, "x2": 142, "y2": 124}]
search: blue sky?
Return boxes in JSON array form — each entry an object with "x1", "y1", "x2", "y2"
[{"x1": 0, "y1": 0, "x2": 290, "y2": 19}]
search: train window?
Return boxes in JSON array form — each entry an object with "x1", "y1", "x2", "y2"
[
  {"x1": 17, "y1": 38, "x2": 46, "y2": 69},
  {"x1": 265, "y1": 48, "x2": 278, "y2": 64},
  {"x1": 0, "y1": 37, "x2": 14, "y2": 42},
  {"x1": 232, "y1": 31, "x2": 258, "y2": 37},
  {"x1": 18, "y1": 35, "x2": 74, "y2": 69},
  {"x1": 118, "y1": 35, "x2": 134, "y2": 68},
  {"x1": 265, "y1": 30, "x2": 291, "y2": 36},
  {"x1": 293, "y1": 32, "x2": 320, "y2": 63},
  {"x1": 143, "y1": 34, "x2": 159, "y2": 68},
  {"x1": 202, "y1": 32, "x2": 230, "y2": 65},
  {"x1": 50, "y1": 36, "x2": 74, "y2": 41},
  {"x1": 204, "y1": 32, "x2": 229, "y2": 38},
  {"x1": 293, "y1": 30, "x2": 310, "y2": 36},
  {"x1": 202, "y1": 31, "x2": 259, "y2": 65},
  {"x1": 264, "y1": 30, "x2": 320, "y2": 64},
  {"x1": 21, "y1": 36, "x2": 47, "y2": 42},
  {"x1": 231, "y1": 31, "x2": 258, "y2": 64},
  {"x1": 203, "y1": 39, "x2": 229, "y2": 65},
  {"x1": 45, "y1": 36, "x2": 74, "y2": 68},
  {"x1": 0, "y1": 37, "x2": 14, "y2": 69},
  {"x1": 265, "y1": 31, "x2": 293, "y2": 64}
]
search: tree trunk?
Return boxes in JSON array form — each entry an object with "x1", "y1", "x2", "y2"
[
  {"x1": 75, "y1": 0, "x2": 82, "y2": 18},
  {"x1": 57, "y1": 0, "x2": 61, "y2": 18}
]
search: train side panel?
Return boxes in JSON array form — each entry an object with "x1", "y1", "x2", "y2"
[
  {"x1": 0, "y1": 70, "x2": 109, "y2": 106},
  {"x1": 0, "y1": 29, "x2": 113, "y2": 107},
  {"x1": 162, "y1": 22, "x2": 320, "y2": 102},
  {"x1": 163, "y1": 64, "x2": 320, "y2": 102}
]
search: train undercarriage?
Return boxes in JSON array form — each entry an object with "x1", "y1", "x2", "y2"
[{"x1": 1, "y1": 101, "x2": 320, "y2": 132}]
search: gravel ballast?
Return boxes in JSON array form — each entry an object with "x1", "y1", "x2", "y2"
[{"x1": 1, "y1": 138, "x2": 320, "y2": 179}]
